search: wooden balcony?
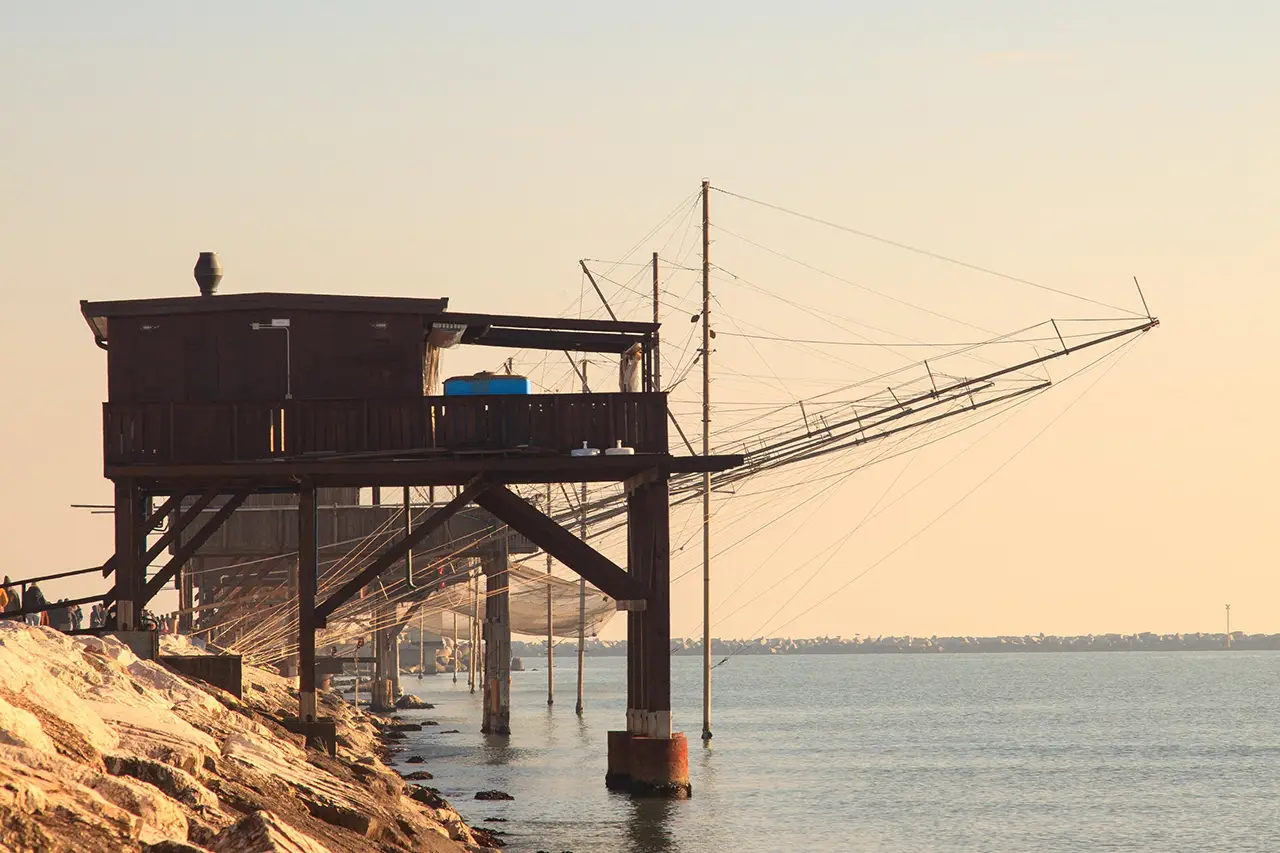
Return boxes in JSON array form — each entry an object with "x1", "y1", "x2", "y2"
[{"x1": 104, "y1": 393, "x2": 668, "y2": 468}]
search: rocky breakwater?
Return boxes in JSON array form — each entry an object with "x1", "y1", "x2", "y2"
[{"x1": 0, "y1": 621, "x2": 496, "y2": 853}]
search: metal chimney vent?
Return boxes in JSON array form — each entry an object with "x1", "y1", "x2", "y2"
[{"x1": 194, "y1": 252, "x2": 222, "y2": 296}]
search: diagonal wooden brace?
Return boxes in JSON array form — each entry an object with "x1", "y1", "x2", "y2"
[
  {"x1": 314, "y1": 478, "x2": 485, "y2": 627},
  {"x1": 142, "y1": 489, "x2": 251, "y2": 603},
  {"x1": 142, "y1": 490, "x2": 190, "y2": 535},
  {"x1": 473, "y1": 484, "x2": 647, "y2": 602},
  {"x1": 103, "y1": 483, "x2": 226, "y2": 577}
]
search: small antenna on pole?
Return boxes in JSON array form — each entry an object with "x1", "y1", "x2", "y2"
[{"x1": 1133, "y1": 276, "x2": 1152, "y2": 319}]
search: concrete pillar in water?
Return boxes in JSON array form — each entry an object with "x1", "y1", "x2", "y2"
[{"x1": 480, "y1": 546, "x2": 511, "y2": 735}]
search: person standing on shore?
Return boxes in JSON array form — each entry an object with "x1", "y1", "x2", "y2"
[
  {"x1": 1, "y1": 579, "x2": 19, "y2": 618},
  {"x1": 22, "y1": 583, "x2": 46, "y2": 626}
]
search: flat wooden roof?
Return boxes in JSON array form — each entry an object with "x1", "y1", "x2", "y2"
[{"x1": 81, "y1": 293, "x2": 658, "y2": 352}]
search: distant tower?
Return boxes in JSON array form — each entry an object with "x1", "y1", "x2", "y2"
[{"x1": 1225, "y1": 604, "x2": 1231, "y2": 649}]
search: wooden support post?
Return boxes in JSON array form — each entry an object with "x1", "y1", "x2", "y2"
[
  {"x1": 403, "y1": 485, "x2": 415, "y2": 587},
  {"x1": 111, "y1": 481, "x2": 145, "y2": 630},
  {"x1": 577, "y1": 361, "x2": 588, "y2": 718},
  {"x1": 546, "y1": 483, "x2": 554, "y2": 706},
  {"x1": 480, "y1": 545, "x2": 510, "y2": 735},
  {"x1": 298, "y1": 485, "x2": 318, "y2": 723},
  {"x1": 389, "y1": 616, "x2": 401, "y2": 699},
  {"x1": 179, "y1": 562, "x2": 194, "y2": 634},
  {"x1": 371, "y1": 601, "x2": 399, "y2": 711},
  {"x1": 618, "y1": 474, "x2": 686, "y2": 797},
  {"x1": 469, "y1": 571, "x2": 478, "y2": 694},
  {"x1": 626, "y1": 484, "x2": 647, "y2": 736},
  {"x1": 640, "y1": 477, "x2": 672, "y2": 737}
]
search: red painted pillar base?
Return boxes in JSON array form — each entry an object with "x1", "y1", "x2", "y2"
[
  {"x1": 605, "y1": 730, "x2": 632, "y2": 790},
  {"x1": 627, "y1": 733, "x2": 691, "y2": 798}
]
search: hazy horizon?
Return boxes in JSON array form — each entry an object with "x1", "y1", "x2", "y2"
[{"x1": 2, "y1": 3, "x2": 1276, "y2": 641}]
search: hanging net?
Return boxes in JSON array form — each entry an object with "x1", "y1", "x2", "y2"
[{"x1": 417, "y1": 560, "x2": 617, "y2": 639}]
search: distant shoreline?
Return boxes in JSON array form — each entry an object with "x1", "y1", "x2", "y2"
[{"x1": 510, "y1": 633, "x2": 1278, "y2": 657}]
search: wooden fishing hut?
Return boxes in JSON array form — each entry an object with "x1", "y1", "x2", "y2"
[{"x1": 80, "y1": 254, "x2": 741, "y2": 795}]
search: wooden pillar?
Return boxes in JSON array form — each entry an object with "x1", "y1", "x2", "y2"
[
  {"x1": 469, "y1": 571, "x2": 478, "y2": 693},
  {"x1": 626, "y1": 488, "x2": 646, "y2": 734},
  {"x1": 112, "y1": 481, "x2": 146, "y2": 630},
  {"x1": 480, "y1": 546, "x2": 510, "y2": 735},
  {"x1": 298, "y1": 485, "x2": 318, "y2": 723},
  {"x1": 642, "y1": 476, "x2": 672, "y2": 737},
  {"x1": 616, "y1": 475, "x2": 686, "y2": 797},
  {"x1": 372, "y1": 603, "x2": 398, "y2": 712},
  {"x1": 178, "y1": 562, "x2": 194, "y2": 634},
  {"x1": 388, "y1": 618, "x2": 402, "y2": 698}
]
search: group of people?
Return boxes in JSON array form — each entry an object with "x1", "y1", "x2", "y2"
[
  {"x1": 0, "y1": 578, "x2": 91, "y2": 631},
  {"x1": 0, "y1": 579, "x2": 182, "y2": 634}
]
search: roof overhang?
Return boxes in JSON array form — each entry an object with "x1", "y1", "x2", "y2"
[{"x1": 80, "y1": 293, "x2": 658, "y2": 354}]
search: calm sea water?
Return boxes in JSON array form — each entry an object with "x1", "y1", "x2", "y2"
[{"x1": 393, "y1": 652, "x2": 1280, "y2": 853}]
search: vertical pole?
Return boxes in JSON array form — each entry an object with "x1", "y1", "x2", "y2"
[
  {"x1": 1226, "y1": 604, "x2": 1231, "y2": 649},
  {"x1": 576, "y1": 360, "x2": 588, "y2": 717},
  {"x1": 481, "y1": 540, "x2": 511, "y2": 734},
  {"x1": 652, "y1": 251, "x2": 662, "y2": 392},
  {"x1": 388, "y1": 608, "x2": 402, "y2": 702},
  {"x1": 177, "y1": 498, "x2": 193, "y2": 634},
  {"x1": 700, "y1": 178, "x2": 713, "y2": 742},
  {"x1": 298, "y1": 485, "x2": 318, "y2": 723},
  {"x1": 372, "y1": 603, "x2": 385, "y2": 708},
  {"x1": 420, "y1": 607, "x2": 426, "y2": 679},
  {"x1": 403, "y1": 486, "x2": 414, "y2": 587},
  {"x1": 469, "y1": 571, "x2": 478, "y2": 693},
  {"x1": 452, "y1": 610, "x2": 458, "y2": 683},
  {"x1": 546, "y1": 483, "x2": 555, "y2": 706}
]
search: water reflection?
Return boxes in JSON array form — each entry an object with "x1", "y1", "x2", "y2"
[{"x1": 625, "y1": 797, "x2": 680, "y2": 853}]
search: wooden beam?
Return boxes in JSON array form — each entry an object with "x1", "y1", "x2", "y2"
[
  {"x1": 103, "y1": 483, "x2": 226, "y2": 577},
  {"x1": 473, "y1": 485, "x2": 646, "y2": 602},
  {"x1": 315, "y1": 479, "x2": 484, "y2": 625},
  {"x1": 462, "y1": 327, "x2": 647, "y2": 353},
  {"x1": 142, "y1": 490, "x2": 251, "y2": 602},
  {"x1": 108, "y1": 454, "x2": 746, "y2": 490}
]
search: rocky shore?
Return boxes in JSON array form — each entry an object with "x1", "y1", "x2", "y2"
[{"x1": 0, "y1": 621, "x2": 496, "y2": 852}]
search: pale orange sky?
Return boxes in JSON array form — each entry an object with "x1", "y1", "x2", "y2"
[{"x1": 1, "y1": 3, "x2": 1276, "y2": 640}]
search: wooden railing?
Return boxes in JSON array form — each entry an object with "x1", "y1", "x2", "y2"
[{"x1": 103, "y1": 393, "x2": 668, "y2": 466}]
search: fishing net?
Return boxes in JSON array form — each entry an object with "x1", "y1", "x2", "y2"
[{"x1": 413, "y1": 560, "x2": 617, "y2": 639}]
